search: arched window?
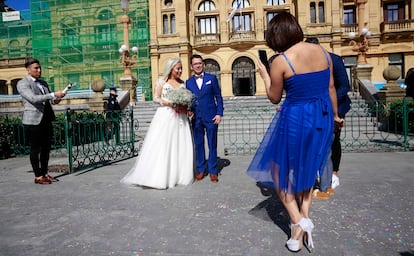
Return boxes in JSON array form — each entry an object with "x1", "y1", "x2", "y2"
[
  {"x1": 161, "y1": 0, "x2": 175, "y2": 35},
  {"x1": 310, "y1": 2, "x2": 316, "y2": 23},
  {"x1": 164, "y1": 0, "x2": 173, "y2": 7},
  {"x1": 231, "y1": 0, "x2": 252, "y2": 32},
  {"x1": 310, "y1": 1, "x2": 325, "y2": 24},
  {"x1": 163, "y1": 15, "x2": 169, "y2": 34},
  {"x1": 8, "y1": 40, "x2": 21, "y2": 58},
  {"x1": 204, "y1": 59, "x2": 221, "y2": 83},
  {"x1": 170, "y1": 14, "x2": 176, "y2": 33},
  {"x1": 97, "y1": 9, "x2": 114, "y2": 21},
  {"x1": 197, "y1": 0, "x2": 217, "y2": 34},
  {"x1": 318, "y1": 2, "x2": 325, "y2": 23},
  {"x1": 199, "y1": 0, "x2": 216, "y2": 11},
  {"x1": 232, "y1": 57, "x2": 256, "y2": 96},
  {"x1": 61, "y1": 17, "x2": 81, "y2": 45}
]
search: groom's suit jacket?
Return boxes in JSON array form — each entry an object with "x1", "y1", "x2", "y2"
[
  {"x1": 186, "y1": 72, "x2": 223, "y2": 125},
  {"x1": 17, "y1": 76, "x2": 56, "y2": 125}
]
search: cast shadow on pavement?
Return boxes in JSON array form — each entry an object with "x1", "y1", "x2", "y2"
[
  {"x1": 248, "y1": 182, "x2": 290, "y2": 236},
  {"x1": 217, "y1": 157, "x2": 231, "y2": 175}
]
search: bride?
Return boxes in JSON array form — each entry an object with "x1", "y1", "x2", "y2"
[{"x1": 121, "y1": 57, "x2": 194, "y2": 189}]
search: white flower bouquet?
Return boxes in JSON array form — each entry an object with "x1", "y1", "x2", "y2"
[{"x1": 167, "y1": 87, "x2": 195, "y2": 109}]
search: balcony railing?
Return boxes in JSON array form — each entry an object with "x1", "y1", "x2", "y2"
[
  {"x1": 341, "y1": 24, "x2": 358, "y2": 34},
  {"x1": 194, "y1": 33, "x2": 220, "y2": 45},
  {"x1": 380, "y1": 20, "x2": 414, "y2": 33},
  {"x1": 229, "y1": 30, "x2": 256, "y2": 41}
]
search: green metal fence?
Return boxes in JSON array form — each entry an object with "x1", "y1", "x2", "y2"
[
  {"x1": 220, "y1": 97, "x2": 414, "y2": 155},
  {"x1": 1, "y1": 97, "x2": 413, "y2": 170},
  {"x1": 2, "y1": 108, "x2": 139, "y2": 173}
]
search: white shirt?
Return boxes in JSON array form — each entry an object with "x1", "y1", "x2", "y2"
[{"x1": 195, "y1": 73, "x2": 204, "y2": 90}]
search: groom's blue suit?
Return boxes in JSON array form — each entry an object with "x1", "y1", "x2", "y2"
[{"x1": 186, "y1": 72, "x2": 224, "y2": 175}]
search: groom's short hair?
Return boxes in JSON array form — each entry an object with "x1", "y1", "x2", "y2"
[{"x1": 191, "y1": 54, "x2": 203, "y2": 63}]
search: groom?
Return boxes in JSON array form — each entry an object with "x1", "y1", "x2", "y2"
[{"x1": 186, "y1": 54, "x2": 224, "y2": 183}]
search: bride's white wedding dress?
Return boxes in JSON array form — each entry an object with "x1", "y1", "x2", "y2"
[{"x1": 121, "y1": 82, "x2": 194, "y2": 189}]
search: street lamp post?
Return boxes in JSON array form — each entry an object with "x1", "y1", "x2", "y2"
[
  {"x1": 119, "y1": 0, "x2": 138, "y2": 103},
  {"x1": 349, "y1": 28, "x2": 371, "y2": 65}
]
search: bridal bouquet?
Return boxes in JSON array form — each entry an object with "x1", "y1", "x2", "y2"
[{"x1": 167, "y1": 87, "x2": 195, "y2": 110}]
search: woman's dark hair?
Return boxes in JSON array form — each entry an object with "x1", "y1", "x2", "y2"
[{"x1": 265, "y1": 12, "x2": 304, "y2": 53}]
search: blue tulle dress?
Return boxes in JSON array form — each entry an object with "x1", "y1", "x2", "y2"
[{"x1": 247, "y1": 52, "x2": 334, "y2": 194}]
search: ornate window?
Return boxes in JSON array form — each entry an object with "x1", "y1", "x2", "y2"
[
  {"x1": 318, "y1": 2, "x2": 325, "y2": 23},
  {"x1": 266, "y1": 12, "x2": 278, "y2": 23},
  {"x1": 388, "y1": 53, "x2": 404, "y2": 79},
  {"x1": 343, "y1": 6, "x2": 356, "y2": 25},
  {"x1": 204, "y1": 59, "x2": 221, "y2": 83},
  {"x1": 310, "y1": 1, "x2": 325, "y2": 24},
  {"x1": 231, "y1": 0, "x2": 252, "y2": 32},
  {"x1": 97, "y1": 9, "x2": 114, "y2": 21},
  {"x1": 267, "y1": 0, "x2": 285, "y2": 5},
  {"x1": 232, "y1": 57, "x2": 256, "y2": 96},
  {"x1": 8, "y1": 40, "x2": 21, "y2": 58},
  {"x1": 197, "y1": 0, "x2": 218, "y2": 34},
  {"x1": 162, "y1": 0, "x2": 176, "y2": 34},
  {"x1": 61, "y1": 17, "x2": 80, "y2": 46},
  {"x1": 383, "y1": 2, "x2": 404, "y2": 21}
]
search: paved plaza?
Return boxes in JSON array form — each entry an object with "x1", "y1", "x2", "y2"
[{"x1": 0, "y1": 152, "x2": 413, "y2": 256}]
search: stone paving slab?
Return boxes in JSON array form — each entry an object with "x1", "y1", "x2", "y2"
[{"x1": 0, "y1": 152, "x2": 413, "y2": 256}]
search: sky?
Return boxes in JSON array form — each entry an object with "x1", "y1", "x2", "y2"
[{"x1": 5, "y1": 0, "x2": 30, "y2": 10}]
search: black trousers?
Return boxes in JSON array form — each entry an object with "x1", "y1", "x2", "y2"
[
  {"x1": 25, "y1": 118, "x2": 53, "y2": 177},
  {"x1": 331, "y1": 129, "x2": 342, "y2": 172}
]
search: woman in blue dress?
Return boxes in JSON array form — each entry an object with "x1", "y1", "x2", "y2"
[{"x1": 247, "y1": 12, "x2": 343, "y2": 252}]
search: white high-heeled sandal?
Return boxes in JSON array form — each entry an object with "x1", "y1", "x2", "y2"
[
  {"x1": 286, "y1": 218, "x2": 307, "y2": 252},
  {"x1": 286, "y1": 218, "x2": 315, "y2": 252},
  {"x1": 303, "y1": 218, "x2": 315, "y2": 251}
]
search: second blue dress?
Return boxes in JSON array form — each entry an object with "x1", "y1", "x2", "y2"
[{"x1": 247, "y1": 51, "x2": 334, "y2": 194}]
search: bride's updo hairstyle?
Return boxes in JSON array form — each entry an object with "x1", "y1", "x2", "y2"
[
  {"x1": 265, "y1": 12, "x2": 304, "y2": 53},
  {"x1": 161, "y1": 57, "x2": 182, "y2": 82}
]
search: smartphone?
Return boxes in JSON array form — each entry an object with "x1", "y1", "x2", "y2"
[{"x1": 258, "y1": 50, "x2": 270, "y2": 71}]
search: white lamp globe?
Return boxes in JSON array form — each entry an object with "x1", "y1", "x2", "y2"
[
  {"x1": 361, "y1": 28, "x2": 369, "y2": 35},
  {"x1": 349, "y1": 32, "x2": 356, "y2": 39},
  {"x1": 120, "y1": 44, "x2": 128, "y2": 51},
  {"x1": 131, "y1": 46, "x2": 138, "y2": 53}
]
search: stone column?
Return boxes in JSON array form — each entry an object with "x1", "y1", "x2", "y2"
[
  {"x1": 351, "y1": 64, "x2": 373, "y2": 92},
  {"x1": 89, "y1": 79, "x2": 107, "y2": 112},
  {"x1": 119, "y1": 76, "x2": 137, "y2": 104}
]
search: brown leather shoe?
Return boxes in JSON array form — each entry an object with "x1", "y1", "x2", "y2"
[
  {"x1": 195, "y1": 172, "x2": 206, "y2": 181},
  {"x1": 210, "y1": 174, "x2": 219, "y2": 183},
  {"x1": 34, "y1": 176, "x2": 52, "y2": 185},
  {"x1": 45, "y1": 174, "x2": 59, "y2": 182}
]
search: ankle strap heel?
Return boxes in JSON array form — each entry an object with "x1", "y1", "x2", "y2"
[{"x1": 303, "y1": 218, "x2": 315, "y2": 251}]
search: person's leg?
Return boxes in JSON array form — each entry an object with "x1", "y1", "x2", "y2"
[
  {"x1": 277, "y1": 189, "x2": 302, "y2": 226},
  {"x1": 205, "y1": 122, "x2": 218, "y2": 174},
  {"x1": 39, "y1": 122, "x2": 53, "y2": 177},
  {"x1": 298, "y1": 188, "x2": 313, "y2": 219},
  {"x1": 331, "y1": 130, "x2": 341, "y2": 174},
  {"x1": 320, "y1": 157, "x2": 333, "y2": 193},
  {"x1": 331, "y1": 130, "x2": 341, "y2": 188},
  {"x1": 193, "y1": 123, "x2": 206, "y2": 174},
  {"x1": 278, "y1": 189, "x2": 309, "y2": 251},
  {"x1": 26, "y1": 125, "x2": 42, "y2": 177}
]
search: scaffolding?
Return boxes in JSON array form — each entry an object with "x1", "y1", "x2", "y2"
[{"x1": 1, "y1": 0, "x2": 151, "y2": 100}]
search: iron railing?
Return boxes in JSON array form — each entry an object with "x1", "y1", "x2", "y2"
[
  {"x1": 1, "y1": 98, "x2": 413, "y2": 171},
  {"x1": 220, "y1": 97, "x2": 414, "y2": 155},
  {"x1": 2, "y1": 107, "x2": 139, "y2": 173}
]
